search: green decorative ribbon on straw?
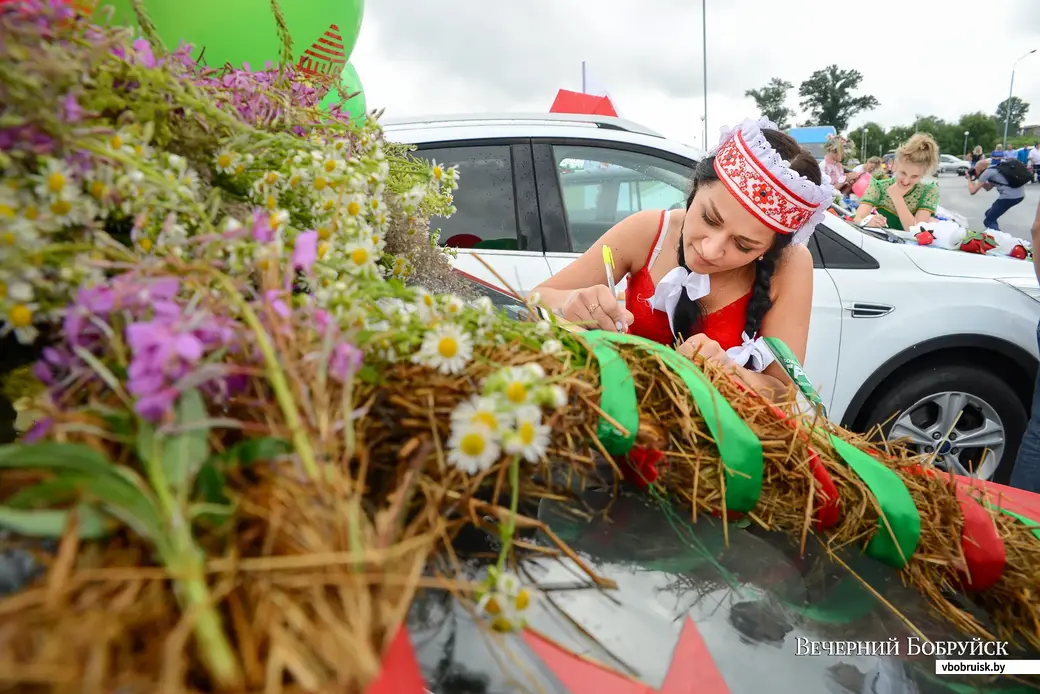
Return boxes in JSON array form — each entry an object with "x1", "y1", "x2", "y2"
[
  {"x1": 583, "y1": 331, "x2": 763, "y2": 513},
  {"x1": 583, "y1": 332, "x2": 639, "y2": 457},
  {"x1": 827, "y1": 435, "x2": 921, "y2": 569}
]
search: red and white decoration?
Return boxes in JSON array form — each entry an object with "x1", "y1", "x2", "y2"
[
  {"x1": 711, "y1": 118, "x2": 834, "y2": 245},
  {"x1": 903, "y1": 220, "x2": 1032, "y2": 260}
]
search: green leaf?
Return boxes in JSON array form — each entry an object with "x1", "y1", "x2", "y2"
[
  {"x1": 357, "y1": 364, "x2": 382, "y2": 385},
  {"x1": 0, "y1": 505, "x2": 111, "y2": 540},
  {"x1": 0, "y1": 442, "x2": 116, "y2": 477},
  {"x1": 4, "y1": 476, "x2": 86, "y2": 509},
  {"x1": 76, "y1": 475, "x2": 166, "y2": 544},
  {"x1": 222, "y1": 437, "x2": 291, "y2": 467},
  {"x1": 195, "y1": 462, "x2": 228, "y2": 505},
  {"x1": 162, "y1": 389, "x2": 211, "y2": 495}
]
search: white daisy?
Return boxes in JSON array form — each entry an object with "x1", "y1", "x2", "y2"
[
  {"x1": 534, "y1": 320, "x2": 551, "y2": 335},
  {"x1": 503, "y1": 405, "x2": 551, "y2": 463},
  {"x1": 478, "y1": 568, "x2": 532, "y2": 633},
  {"x1": 484, "y1": 365, "x2": 540, "y2": 406},
  {"x1": 451, "y1": 395, "x2": 508, "y2": 434},
  {"x1": 342, "y1": 237, "x2": 379, "y2": 276},
  {"x1": 442, "y1": 294, "x2": 465, "y2": 318},
  {"x1": 34, "y1": 158, "x2": 75, "y2": 201},
  {"x1": 415, "y1": 289, "x2": 438, "y2": 318},
  {"x1": 541, "y1": 385, "x2": 568, "y2": 409},
  {"x1": 414, "y1": 322, "x2": 473, "y2": 375},
  {"x1": 214, "y1": 148, "x2": 240, "y2": 175},
  {"x1": 472, "y1": 296, "x2": 495, "y2": 315},
  {"x1": 541, "y1": 339, "x2": 562, "y2": 355},
  {"x1": 447, "y1": 421, "x2": 500, "y2": 475}
]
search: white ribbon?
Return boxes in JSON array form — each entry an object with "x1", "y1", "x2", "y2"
[
  {"x1": 725, "y1": 332, "x2": 776, "y2": 373},
  {"x1": 648, "y1": 266, "x2": 710, "y2": 335}
]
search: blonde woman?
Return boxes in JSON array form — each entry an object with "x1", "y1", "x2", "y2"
[
  {"x1": 820, "y1": 134, "x2": 846, "y2": 188},
  {"x1": 853, "y1": 133, "x2": 940, "y2": 230}
]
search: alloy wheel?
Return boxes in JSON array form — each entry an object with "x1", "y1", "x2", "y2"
[{"x1": 888, "y1": 391, "x2": 1005, "y2": 480}]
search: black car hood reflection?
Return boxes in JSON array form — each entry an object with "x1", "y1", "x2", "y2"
[{"x1": 407, "y1": 487, "x2": 1039, "y2": 694}]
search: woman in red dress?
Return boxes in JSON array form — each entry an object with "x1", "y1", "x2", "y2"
[{"x1": 533, "y1": 119, "x2": 833, "y2": 402}]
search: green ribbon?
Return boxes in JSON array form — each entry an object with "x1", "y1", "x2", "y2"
[
  {"x1": 582, "y1": 331, "x2": 764, "y2": 513},
  {"x1": 761, "y1": 336, "x2": 827, "y2": 417},
  {"x1": 761, "y1": 337, "x2": 920, "y2": 567},
  {"x1": 967, "y1": 492, "x2": 1040, "y2": 542},
  {"x1": 828, "y1": 435, "x2": 921, "y2": 569},
  {"x1": 583, "y1": 332, "x2": 639, "y2": 457}
]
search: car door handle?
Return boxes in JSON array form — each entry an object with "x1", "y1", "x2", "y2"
[{"x1": 845, "y1": 302, "x2": 894, "y2": 318}]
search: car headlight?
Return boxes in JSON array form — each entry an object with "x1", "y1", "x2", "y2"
[{"x1": 997, "y1": 276, "x2": 1040, "y2": 303}]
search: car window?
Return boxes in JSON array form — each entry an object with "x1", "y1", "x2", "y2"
[
  {"x1": 553, "y1": 146, "x2": 692, "y2": 253},
  {"x1": 417, "y1": 145, "x2": 522, "y2": 251}
]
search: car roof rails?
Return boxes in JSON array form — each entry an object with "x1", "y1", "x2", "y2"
[{"x1": 379, "y1": 112, "x2": 664, "y2": 138}]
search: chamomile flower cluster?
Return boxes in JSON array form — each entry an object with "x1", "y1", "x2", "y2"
[
  {"x1": 0, "y1": 122, "x2": 187, "y2": 343},
  {"x1": 476, "y1": 566, "x2": 533, "y2": 633},
  {"x1": 446, "y1": 363, "x2": 566, "y2": 475}
]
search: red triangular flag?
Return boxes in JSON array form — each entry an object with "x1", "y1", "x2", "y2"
[{"x1": 362, "y1": 626, "x2": 426, "y2": 694}]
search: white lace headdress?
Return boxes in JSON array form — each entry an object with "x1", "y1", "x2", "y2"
[{"x1": 710, "y1": 118, "x2": 835, "y2": 245}]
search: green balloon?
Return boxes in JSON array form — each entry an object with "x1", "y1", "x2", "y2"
[
  {"x1": 319, "y1": 61, "x2": 366, "y2": 122},
  {"x1": 94, "y1": 0, "x2": 364, "y2": 73}
]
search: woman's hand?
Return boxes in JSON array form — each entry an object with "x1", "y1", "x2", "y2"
[
  {"x1": 677, "y1": 334, "x2": 735, "y2": 369},
  {"x1": 561, "y1": 285, "x2": 635, "y2": 332},
  {"x1": 864, "y1": 214, "x2": 886, "y2": 227},
  {"x1": 888, "y1": 180, "x2": 913, "y2": 199}
]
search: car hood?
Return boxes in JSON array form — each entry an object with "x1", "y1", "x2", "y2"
[
  {"x1": 899, "y1": 241, "x2": 1036, "y2": 280},
  {"x1": 409, "y1": 487, "x2": 1037, "y2": 694}
]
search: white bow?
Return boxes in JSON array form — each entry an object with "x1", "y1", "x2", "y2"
[
  {"x1": 725, "y1": 332, "x2": 776, "y2": 373},
  {"x1": 649, "y1": 266, "x2": 711, "y2": 335}
]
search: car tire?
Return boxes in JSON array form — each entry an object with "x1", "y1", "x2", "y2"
[{"x1": 861, "y1": 365, "x2": 1027, "y2": 484}]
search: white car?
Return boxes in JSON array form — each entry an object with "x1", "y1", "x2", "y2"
[
  {"x1": 383, "y1": 113, "x2": 1040, "y2": 483},
  {"x1": 936, "y1": 154, "x2": 971, "y2": 176}
]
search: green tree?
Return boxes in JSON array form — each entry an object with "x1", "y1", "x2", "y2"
[
  {"x1": 996, "y1": 96, "x2": 1030, "y2": 134},
  {"x1": 886, "y1": 125, "x2": 916, "y2": 152},
  {"x1": 744, "y1": 78, "x2": 795, "y2": 129},
  {"x1": 850, "y1": 121, "x2": 890, "y2": 157},
  {"x1": 958, "y1": 112, "x2": 1000, "y2": 153},
  {"x1": 797, "y1": 65, "x2": 880, "y2": 131}
]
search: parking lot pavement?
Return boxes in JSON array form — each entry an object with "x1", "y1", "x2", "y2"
[{"x1": 933, "y1": 173, "x2": 1040, "y2": 241}]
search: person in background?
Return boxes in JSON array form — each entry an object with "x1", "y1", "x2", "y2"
[
  {"x1": 850, "y1": 157, "x2": 882, "y2": 202},
  {"x1": 1017, "y1": 144, "x2": 1030, "y2": 167},
  {"x1": 966, "y1": 159, "x2": 1025, "y2": 230},
  {"x1": 853, "y1": 134, "x2": 940, "y2": 230},
  {"x1": 969, "y1": 146, "x2": 984, "y2": 180},
  {"x1": 1011, "y1": 199, "x2": 1040, "y2": 493},
  {"x1": 1029, "y1": 142, "x2": 1040, "y2": 182},
  {"x1": 991, "y1": 143, "x2": 1005, "y2": 161},
  {"x1": 820, "y1": 135, "x2": 847, "y2": 188}
]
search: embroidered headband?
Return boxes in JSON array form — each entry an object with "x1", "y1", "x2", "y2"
[{"x1": 710, "y1": 118, "x2": 835, "y2": 245}]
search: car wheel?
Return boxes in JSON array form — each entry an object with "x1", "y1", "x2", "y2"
[{"x1": 861, "y1": 365, "x2": 1026, "y2": 483}]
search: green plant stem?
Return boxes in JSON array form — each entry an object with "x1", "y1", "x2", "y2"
[
  {"x1": 496, "y1": 456, "x2": 521, "y2": 573},
  {"x1": 167, "y1": 541, "x2": 243, "y2": 689},
  {"x1": 208, "y1": 272, "x2": 320, "y2": 480}
]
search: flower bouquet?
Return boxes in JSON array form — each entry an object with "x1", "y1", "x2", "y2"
[{"x1": 1, "y1": 3, "x2": 1040, "y2": 693}]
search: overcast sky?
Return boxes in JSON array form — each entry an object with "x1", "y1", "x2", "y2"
[{"x1": 349, "y1": 0, "x2": 1040, "y2": 149}]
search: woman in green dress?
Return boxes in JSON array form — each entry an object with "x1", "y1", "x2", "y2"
[{"x1": 853, "y1": 133, "x2": 940, "y2": 231}]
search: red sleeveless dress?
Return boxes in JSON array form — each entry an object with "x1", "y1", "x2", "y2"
[{"x1": 626, "y1": 210, "x2": 752, "y2": 350}]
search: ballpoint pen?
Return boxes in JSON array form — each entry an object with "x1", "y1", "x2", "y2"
[
  {"x1": 602, "y1": 245, "x2": 626, "y2": 332},
  {"x1": 602, "y1": 245, "x2": 617, "y2": 297}
]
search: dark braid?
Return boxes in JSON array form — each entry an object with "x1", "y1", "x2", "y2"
[
  {"x1": 671, "y1": 128, "x2": 820, "y2": 345},
  {"x1": 743, "y1": 233, "x2": 794, "y2": 337}
]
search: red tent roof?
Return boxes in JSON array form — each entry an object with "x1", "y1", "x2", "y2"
[{"x1": 549, "y1": 89, "x2": 618, "y2": 117}]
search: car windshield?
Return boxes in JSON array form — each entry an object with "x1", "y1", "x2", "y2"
[{"x1": 411, "y1": 489, "x2": 1035, "y2": 693}]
